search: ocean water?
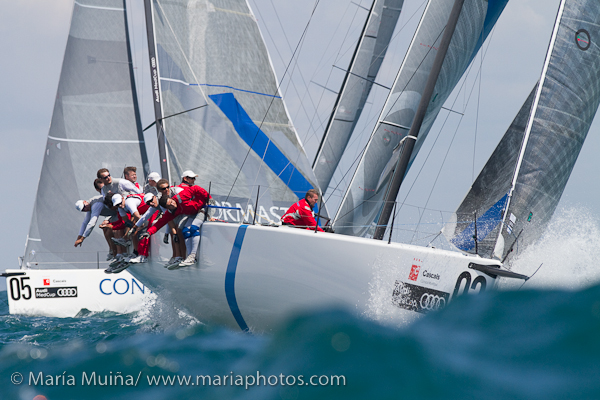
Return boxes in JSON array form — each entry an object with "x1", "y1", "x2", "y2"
[{"x1": 3, "y1": 208, "x2": 600, "y2": 400}]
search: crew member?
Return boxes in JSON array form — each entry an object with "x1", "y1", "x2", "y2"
[
  {"x1": 97, "y1": 168, "x2": 121, "y2": 198},
  {"x1": 123, "y1": 182, "x2": 210, "y2": 269},
  {"x1": 179, "y1": 170, "x2": 198, "y2": 189},
  {"x1": 74, "y1": 179, "x2": 116, "y2": 255},
  {"x1": 144, "y1": 171, "x2": 161, "y2": 196},
  {"x1": 281, "y1": 189, "x2": 323, "y2": 231}
]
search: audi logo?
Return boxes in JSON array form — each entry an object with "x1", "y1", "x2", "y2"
[
  {"x1": 57, "y1": 288, "x2": 77, "y2": 297},
  {"x1": 420, "y1": 293, "x2": 445, "y2": 311}
]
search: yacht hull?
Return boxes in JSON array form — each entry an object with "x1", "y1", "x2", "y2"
[{"x1": 129, "y1": 222, "x2": 501, "y2": 332}]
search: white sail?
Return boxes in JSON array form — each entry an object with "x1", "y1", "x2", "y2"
[
  {"x1": 147, "y1": 0, "x2": 320, "y2": 223},
  {"x1": 334, "y1": 0, "x2": 509, "y2": 237},
  {"x1": 313, "y1": 0, "x2": 404, "y2": 192},
  {"x1": 24, "y1": 0, "x2": 147, "y2": 268}
]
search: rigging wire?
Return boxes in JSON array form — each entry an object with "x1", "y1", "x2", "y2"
[
  {"x1": 251, "y1": 1, "x2": 325, "y2": 141},
  {"x1": 407, "y1": 24, "x2": 499, "y2": 244},
  {"x1": 329, "y1": 21, "x2": 446, "y2": 221},
  {"x1": 225, "y1": 0, "x2": 322, "y2": 202},
  {"x1": 309, "y1": 0, "x2": 429, "y2": 162},
  {"x1": 298, "y1": 1, "x2": 365, "y2": 149}
]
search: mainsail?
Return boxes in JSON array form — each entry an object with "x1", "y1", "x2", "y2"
[
  {"x1": 312, "y1": 0, "x2": 404, "y2": 192},
  {"x1": 24, "y1": 0, "x2": 147, "y2": 268},
  {"x1": 146, "y1": 0, "x2": 320, "y2": 223},
  {"x1": 446, "y1": 0, "x2": 600, "y2": 262},
  {"x1": 334, "y1": 0, "x2": 508, "y2": 237}
]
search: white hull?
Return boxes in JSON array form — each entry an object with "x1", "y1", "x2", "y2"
[
  {"x1": 128, "y1": 222, "x2": 503, "y2": 332},
  {"x1": 4, "y1": 269, "x2": 154, "y2": 318}
]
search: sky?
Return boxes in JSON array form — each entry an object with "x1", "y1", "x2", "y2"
[{"x1": 3, "y1": 0, "x2": 598, "y2": 291}]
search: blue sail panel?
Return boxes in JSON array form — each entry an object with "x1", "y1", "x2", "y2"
[
  {"x1": 451, "y1": 193, "x2": 508, "y2": 251},
  {"x1": 210, "y1": 93, "x2": 314, "y2": 198}
]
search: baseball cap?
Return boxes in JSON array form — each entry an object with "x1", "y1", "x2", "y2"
[
  {"x1": 75, "y1": 200, "x2": 85, "y2": 212},
  {"x1": 143, "y1": 193, "x2": 155, "y2": 204},
  {"x1": 112, "y1": 193, "x2": 123, "y2": 206},
  {"x1": 148, "y1": 172, "x2": 161, "y2": 182},
  {"x1": 182, "y1": 170, "x2": 198, "y2": 178}
]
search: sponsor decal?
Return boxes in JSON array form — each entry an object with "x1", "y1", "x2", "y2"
[
  {"x1": 391, "y1": 281, "x2": 449, "y2": 314},
  {"x1": 99, "y1": 278, "x2": 148, "y2": 295},
  {"x1": 422, "y1": 270, "x2": 440, "y2": 281},
  {"x1": 43, "y1": 279, "x2": 50, "y2": 286},
  {"x1": 408, "y1": 258, "x2": 422, "y2": 281},
  {"x1": 34, "y1": 287, "x2": 78, "y2": 299}
]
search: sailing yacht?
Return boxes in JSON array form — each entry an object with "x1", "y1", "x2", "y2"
[
  {"x1": 3, "y1": 0, "x2": 153, "y2": 316},
  {"x1": 125, "y1": 0, "x2": 533, "y2": 332}
]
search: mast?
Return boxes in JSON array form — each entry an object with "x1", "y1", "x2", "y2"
[
  {"x1": 124, "y1": 0, "x2": 149, "y2": 178},
  {"x1": 143, "y1": 0, "x2": 170, "y2": 182},
  {"x1": 373, "y1": 0, "x2": 465, "y2": 240}
]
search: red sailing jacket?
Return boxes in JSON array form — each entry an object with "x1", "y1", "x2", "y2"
[
  {"x1": 146, "y1": 186, "x2": 210, "y2": 235},
  {"x1": 281, "y1": 198, "x2": 323, "y2": 231}
]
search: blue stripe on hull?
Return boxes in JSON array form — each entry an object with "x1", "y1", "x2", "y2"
[{"x1": 225, "y1": 225, "x2": 250, "y2": 332}]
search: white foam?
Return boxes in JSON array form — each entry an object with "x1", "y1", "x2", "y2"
[
  {"x1": 501, "y1": 206, "x2": 600, "y2": 291},
  {"x1": 132, "y1": 288, "x2": 201, "y2": 332},
  {"x1": 364, "y1": 254, "x2": 421, "y2": 328}
]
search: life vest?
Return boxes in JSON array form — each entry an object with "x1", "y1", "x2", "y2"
[{"x1": 281, "y1": 199, "x2": 323, "y2": 231}]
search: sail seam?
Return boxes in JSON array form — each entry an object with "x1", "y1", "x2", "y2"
[
  {"x1": 47, "y1": 136, "x2": 144, "y2": 144},
  {"x1": 159, "y1": 77, "x2": 281, "y2": 98},
  {"x1": 74, "y1": 1, "x2": 123, "y2": 11}
]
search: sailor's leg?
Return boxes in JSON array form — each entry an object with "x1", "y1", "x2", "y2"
[
  {"x1": 168, "y1": 220, "x2": 180, "y2": 258},
  {"x1": 102, "y1": 225, "x2": 116, "y2": 256},
  {"x1": 183, "y1": 214, "x2": 203, "y2": 256}
]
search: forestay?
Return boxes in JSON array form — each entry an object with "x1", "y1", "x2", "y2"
[
  {"x1": 313, "y1": 0, "x2": 404, "y2": 192},
  {"x1": 24, "y1": 0, "x2": 147, "y2": 268},
  {"x1": 446, "y1": 0, "x2": 600, "y2": 262},
  {"x1": 334, "y1": 0, "x2": 509, "y2": 237},
  {"x1": 147, "y1": 0, "x2": 319, "y2": 224}
]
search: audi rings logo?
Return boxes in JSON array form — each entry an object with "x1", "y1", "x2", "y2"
[
  {"x1": 392, "y1": 281, "x2": 450, "y2": 314},
  {"x1": 420, "y1": 293, "x2": 445, "y2": 311},
  {"x1": 57, "y1": 288, "x2": 77, "y2": 297},
  {"x1": 35, "y1": 286, "x2": 78, "y2": 299}
]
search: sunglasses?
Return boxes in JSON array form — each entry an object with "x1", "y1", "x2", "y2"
[
  {"x1": 101, "y1": 174, "x2": 111, "y2": 179},
  {"x1": 158, "y1": 186, "x2": 169, "y2": 191},
  {"x1": 186, "y1": 177, "x2": 196, "y2": 180}
]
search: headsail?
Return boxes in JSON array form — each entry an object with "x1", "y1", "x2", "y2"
[
  {"x1": 24, "y1": 0, "x2": 148, "y2": 268},
  {"x1": 312, "y1": 0, "x2": 404, "y2": 192},
  {"x1": 446, "y1": 0, "x2": 600, "y2": 262},
  {"x1": 334, "y1": 0, "x2": 509, "y2": 237},
  {"x1": 146, "y1": 0, "x2": 320, "y2": 224}
]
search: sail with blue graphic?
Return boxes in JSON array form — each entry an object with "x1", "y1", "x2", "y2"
[
  {"x1": 147, "y1": 0, "x2": 320, "y2": 224},
  {"x1": 446, "y1": 0, "x2": 600, "y2": 262}
]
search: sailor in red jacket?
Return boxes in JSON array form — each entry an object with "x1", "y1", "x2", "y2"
[
  {"x1": 112, "y1": 182, "x2": 210, "y2": 271},
  {"x1": 281, "y1": 189, "x2": 323, "y2": 231},
  {"x1": 178, "y1": 170, "x2": 198, "y2": 189}
]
